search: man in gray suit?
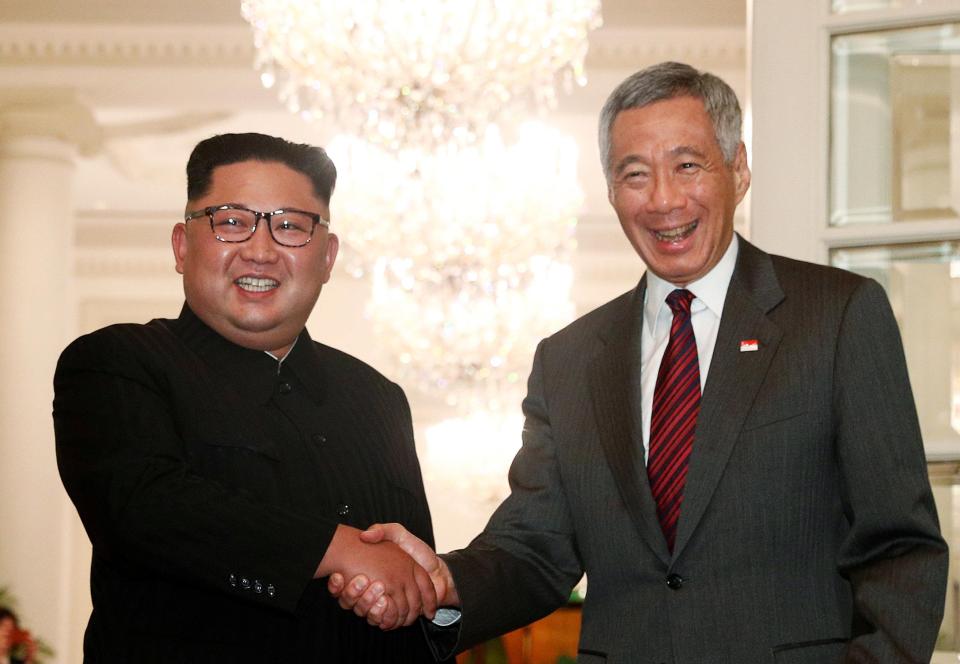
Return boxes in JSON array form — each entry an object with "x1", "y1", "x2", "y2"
[{"x1": 333, "y1": 62, "x2": 948, "y2": 662}]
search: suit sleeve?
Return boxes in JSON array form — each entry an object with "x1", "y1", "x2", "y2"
[
  {"x1": 439, "y1": 340, "x2": 584, "y2": 652},
  {"x1": 53, "y1": 331, "x2": 336, "y2": 613},
  {"x1": 833, "y1": 279, "x2": 949, "y2": 661}
]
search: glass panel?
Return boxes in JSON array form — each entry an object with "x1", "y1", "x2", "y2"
[
  {"x1": 929, "y1": 460, "x2": 960, "y2": 658},
  {"x1": 834, "y1": 0, "x2": 960, "y2": 13},
  {"x1": 835, "y1": 240, "x2": 960, "y2": 658},
  {"x1": 832, "y1": 0, "x2": 896, "y2": 12},
  {"x1": 830, "y1": 241, "x2": 960, "y2": 458},
  {"x1": 830, "y1": 24, "x2": 960, "y2": 225}
]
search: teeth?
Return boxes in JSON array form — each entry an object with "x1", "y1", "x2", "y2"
[
  {"x1": 654, "y1": 221, "x2": 698, "y2": 242},
  {"x1": 235, "y1": 276, "x2": 278, "y2": 292}
]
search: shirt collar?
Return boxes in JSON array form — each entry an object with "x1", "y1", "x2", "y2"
[
  {"x1": 170, "y1": 304, "x2": 325, "y2": 406},
  {"x1": 265, "y1": 335, "x2": 300, "y2": 367},
  {"x1": 644, "y1": 233, "x2": 739, "y2": 334}
]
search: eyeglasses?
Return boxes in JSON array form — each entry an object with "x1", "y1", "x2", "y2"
[{"x1": 183, "y1": 204, "x2": 329, "y2": 248}]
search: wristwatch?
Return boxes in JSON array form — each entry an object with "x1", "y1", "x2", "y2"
[{"x1": 430, "y1": 606, "x2": 462, "y2": 627}]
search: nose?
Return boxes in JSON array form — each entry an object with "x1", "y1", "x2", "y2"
[
  {"x1": 644, "y1": 171, "x2": 686, "y2": 214},
  {"x1": 238, "y1": 220, "x2": 280, "y2": 264}
]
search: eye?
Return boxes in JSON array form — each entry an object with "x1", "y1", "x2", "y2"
[
  {"x1": 275, "y1": 217, "x2": 307, "y2": 233},
  {"x1": 620, "y1": 168, "x2": 649, "y2": 184},
  {"x1": 679, "y1": 162, "x2": 700, "y2": 172},
  {"x1": 211, "y1": 211, "x2": 253, "y2": 232}
]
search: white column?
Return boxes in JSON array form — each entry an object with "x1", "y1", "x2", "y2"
[{"x1": 0, "y1": 93, "x2": 101, "y2": 664}]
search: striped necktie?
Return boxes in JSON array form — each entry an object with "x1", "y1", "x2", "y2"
[{"x1": 648, "y1": 288, "x2": 700, "y2": 552}]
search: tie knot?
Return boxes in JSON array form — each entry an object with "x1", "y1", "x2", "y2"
[{"x1": 666, "y1": 289, "x2": 695, "y2": 315}]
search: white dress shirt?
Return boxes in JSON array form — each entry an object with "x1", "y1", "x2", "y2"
[{"x1": 639, "y1": 234, "x2": 739, "y2": 462}]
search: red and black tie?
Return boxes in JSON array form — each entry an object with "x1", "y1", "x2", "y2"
[{"x1": 647, "y1": 289, "x2": 700, "y2": 552}]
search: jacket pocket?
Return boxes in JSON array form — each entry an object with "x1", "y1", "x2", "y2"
[
  {"x1": 578, "y1": 648, "x2": 607, "y2": 663},
  {"x1": 772, "y1": 637, "x2": 846, "y2": 663},
  {"x1": 201, "y1": 437, "x2": 280, "y2": 461},
  {"x1": 196, "y1": 415, "x2": 281, "y2": 461},
  {"x1": 742, "y1": 407, "x2": 809, "y2": 432}
]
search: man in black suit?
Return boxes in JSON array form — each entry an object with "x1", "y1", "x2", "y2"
[
  {"x1": 54, "y1": 133, "x2": 440, "y2": 663},
  {"x1": 333, "y1": 62, "x2": 948, "y2": 662}
]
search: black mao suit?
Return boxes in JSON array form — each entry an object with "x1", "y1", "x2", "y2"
[
  {"x1": 54, "y1": 305, "x2": 436, "y2": 663},
  {"x1": 441, "y1": 236, "x2": 947, "y2": 663}
]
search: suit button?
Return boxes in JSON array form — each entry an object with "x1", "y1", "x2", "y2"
[
  {"x1": 665, "y1": 573, "x2": 684, "y2": 590},
  {"x1": 266, "y1": 584, "x2": 276, "y2": 598},
  {"x1": 279, "y1": 382, "x2": 292, "y2": 395},
  {"x1": 312, "y1": 433, "x2": 326, "y2": 444},
  {"x1": 337, "y1": 503, "x2": 350, "y2": 517},
  {"x1": 253, "y1": 579, "x2": 263, "y2": 594},
  {"x1": 228, "y1": 573, "x2": 237, "y2": 588},
  {"x1": 240, "y1": 577, "x2": 251, "y2": 590}
]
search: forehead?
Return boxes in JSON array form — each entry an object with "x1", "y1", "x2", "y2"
[
  {"x1": 198, "y1": 160, "x2": 323, "y2": 210},
  {"x1": 610, "y1": 96, "x2": 719, "y2": 158}
]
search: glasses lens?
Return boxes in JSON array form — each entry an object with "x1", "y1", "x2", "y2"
[
  {"x1": 210, "y1": 207, "x2": 256, "y2": 241},
  {"x1": 270, "y1": 211, "x2": 316, "y2": 247}
]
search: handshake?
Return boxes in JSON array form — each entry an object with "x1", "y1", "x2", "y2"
[{"x1": 319, "y1": 523, "x2": 460, "y2": 630}]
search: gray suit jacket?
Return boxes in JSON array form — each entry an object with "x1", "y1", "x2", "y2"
[{"x1": 442, "y1": 237, "x2": 947, "y2": 663}]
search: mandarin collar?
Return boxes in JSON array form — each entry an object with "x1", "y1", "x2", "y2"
[
  {"x1": 170, "y1": 304, "x2": 326, "y2": 406},
  {"x1": 643, "y1": 233, "x2": 739, "y2": 335}
]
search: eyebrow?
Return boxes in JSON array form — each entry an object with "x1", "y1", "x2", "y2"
[{"x1": 671, "y1": 145, "x2": 708, "y2": 160}]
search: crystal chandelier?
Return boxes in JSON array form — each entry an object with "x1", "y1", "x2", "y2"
[
  {"x1": 326, "y1": 122, "x2": 579, "y2": 278},
  {"x1": 241, "y1": 0, "x2": 602, "y2": 151},
  {"x1": 368, "y1": 256, "x2": 575, "y2": 408},
  {"x1": 326, "y1": 123, "x2": 581, "y2": 407}
]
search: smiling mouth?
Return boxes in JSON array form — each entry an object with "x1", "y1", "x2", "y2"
[
  {"x1": 235, "y1": 276, "x2": 279, "y2": 293},
  {"x1": 654, "y1": 221, "x2": 698, "y2": 243}
]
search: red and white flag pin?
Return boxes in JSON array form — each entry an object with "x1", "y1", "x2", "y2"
[{"x1": 739, "y1": 339, "x2": 760, "y2": 352}]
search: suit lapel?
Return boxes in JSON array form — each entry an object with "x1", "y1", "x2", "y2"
[
  {"x1": 672, "y1": 238, "x2": 785, "y2": 557},
  {"x1": 590, "y1": 277, "x2": 672, "y2": 565}
]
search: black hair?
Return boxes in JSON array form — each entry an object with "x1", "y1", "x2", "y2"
[{"x1": 186, "y1": 132, "x2": 337, "y2": 204}]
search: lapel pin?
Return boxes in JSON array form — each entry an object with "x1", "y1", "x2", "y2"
[{"x1": 739, "y1": 339, "x2": 759, "y2": 352}]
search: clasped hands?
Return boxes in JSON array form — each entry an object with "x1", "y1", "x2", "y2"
[{"x1": 320, "y1": 523, "x2": 459, "y2": 630}]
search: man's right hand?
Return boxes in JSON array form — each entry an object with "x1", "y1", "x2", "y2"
[
  {"x1": 327, "y1": 522, "x2": 459, "y2": 630},
  {"x1": 316, "y1": 524, "x2": 437, "y2": 628}
]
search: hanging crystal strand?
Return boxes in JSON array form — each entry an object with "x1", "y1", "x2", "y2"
[{"x1": 240, "y1": 0, "x2": 602, "y2": 153}]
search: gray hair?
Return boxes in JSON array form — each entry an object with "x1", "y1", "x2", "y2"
[{"x1": 598, "y1": 61, "x2": 742, "y2": 184}]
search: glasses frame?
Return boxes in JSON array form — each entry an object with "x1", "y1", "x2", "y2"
[{"x1": 183, "y1": 204, "x2": 330, "y2": 247}]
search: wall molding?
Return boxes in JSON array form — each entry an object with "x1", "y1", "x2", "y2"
[
  {"x1": 0, "y1": 25, "x2": 253, "y2": 67},
  {"x1": 587, "y1": 27, "x2": 746, "y2": 69},
  {"x1": 0, "y1": 24, "x2": 745, "y2": 71},
  {"x1": 75, "y1": 248, "x2": 174, "y2": 278}
]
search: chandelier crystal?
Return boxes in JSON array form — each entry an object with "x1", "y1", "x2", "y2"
[
  {"x1": 326, "y1": 123, "x2": 581, "y2": 407},
  {"x1": 241, "y1": 0, "x2": 602, "y2": 151},
  {"x1": 368, "y1": 256, "x2": 575, "y2": 408}
]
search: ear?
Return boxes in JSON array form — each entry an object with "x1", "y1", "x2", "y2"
[
  {"x1": 172, "y1": 222, "x2": 188, "y2": 275},
  {"x1": 732, "y1": 142, "x2": 751, "y2": 204},
  {"x1": 320, "y1": 232, "x2": 339, "y2": 284}
]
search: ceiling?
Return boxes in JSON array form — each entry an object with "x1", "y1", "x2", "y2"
[{"x1": 0, "y1": 0, "x2": 746, "y2": 27}]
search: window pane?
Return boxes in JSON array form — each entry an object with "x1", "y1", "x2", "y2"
[
  {"x1": 834, "y1": 241, "x2": 960, "y2": 657},
  {"x1": 830, "y1": 241, "x2": 960, "y2": 457},
  {"x1": 832, "y1": 0, "x2": 895, "y2": 12},
  {"x1": 830, "y1": 24, "x2": 960, "y2": 225},
  {"x1": 929, "y1": 460, "x2": 960, "y2": 656},
  {"x1": 833, "y1": 0, "x2": 960, "y2": 13}
]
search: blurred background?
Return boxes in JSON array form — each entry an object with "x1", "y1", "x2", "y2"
[{"x1": 0, "y1": 0, "x2": 958, "y2": 661}]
